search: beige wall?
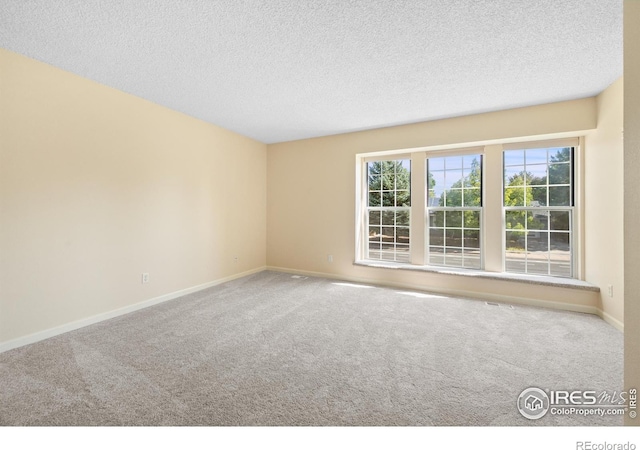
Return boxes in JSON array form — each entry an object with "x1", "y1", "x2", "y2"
[
  {"x1": 267, "y1": 98, "x2": 602, "y2": 313},
  {"x1": 584, "y1": 78, "x2": 624, "y2": 327},
  {"x1": 0, "y1": 49, "x2": 267, "y2": 345},
  {"x1": 624, "y1": 0, "x2": 640, "y2": 426}
]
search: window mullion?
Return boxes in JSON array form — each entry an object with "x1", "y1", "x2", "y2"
[
  {"x1": 483, "y1": 144, "x2": 505, "y2": 272},
  {"x1": 410, "y1": 152, "x2": 426, "y2": 265}
]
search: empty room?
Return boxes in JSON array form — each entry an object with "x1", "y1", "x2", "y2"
[{"x1": 1, "y1": 0, "x2": 639, "y2": 437}]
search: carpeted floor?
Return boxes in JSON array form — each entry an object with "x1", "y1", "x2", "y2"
[{"x1": 0, "y1": 271, "x2": 623, "y2": 426}]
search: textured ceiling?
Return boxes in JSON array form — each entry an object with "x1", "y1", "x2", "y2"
[{"x1": 0, "y1": 1, "x2": 622, "y2": 144}]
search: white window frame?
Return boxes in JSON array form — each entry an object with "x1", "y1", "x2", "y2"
[
  {"x1": 357, "y1": 155, "x2": 412, "y2": 262},
  {"x1": 364, "y1": 157, "x2": 412, "y2": 263},
  {"x1": 355, "y1": 137, "x2": 583, "y2": 280},
  {"x1": 426, "y1": 149, "x2": 484, "y2": 270}
]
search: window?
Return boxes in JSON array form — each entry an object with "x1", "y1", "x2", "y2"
[
  {"x1": 366, "y1": 159, "x2": 411, "y2": 262},
  {"x1": 504, "y1": 147, "x2": 574, "y2": 277},
  {"x1": 427, "y1": 155, "x2": 482, "y2": 269},
  {"x1": 356, "y1": 139, "x2": 579, "y2": 279}
]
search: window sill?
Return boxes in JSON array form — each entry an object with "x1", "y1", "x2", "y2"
[{"x1": 353, "y1": 260, "x2": 599, "y2": 292}]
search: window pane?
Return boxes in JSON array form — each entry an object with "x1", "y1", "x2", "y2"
[
  {"x1": 397, "y1": 210, "x2": 410, "y2": 227},
  {"x1": 465, "y1": 255, "x2": 482, "y2": 269},
  {"x1": 430, "y1": 172, "x2": 445, "y2": 206},
  {"x1": 368, "y1": 242, "x2": 381, "y2": 260},
  {"x1": 396, "y1": 227, "x2": 410, "y2": 245},
  {"x1": 369, "y1": 210, "x2": 381, "y2": 226},
  {"x1": 549, "y1": 262, "x2": 571, "y2": 278},
  {"x1": 526, "y1": 231, "x2": 550, "y2": 275},
  {"x1": 395, "y1": 246, "x2": 411, "y2": 263},
  {"x1": 527, "y1": 260, "x2": 550, "y2": 275},
  {"x1": 463, "y1": 155, "x2": 480, "y2": 169},
  {"x1": 550, "y1": 232, "x2": 570, "y2": 251},
  {"x1": 445, "y1": 229, "x2": 462, "y2": 247},
  {"x1": 528, "y1": 164, "x2": 548, "y2": 185},
  {"x1": 527, "y1": 211, "x2": 547, "y2": 230},
  {"x1": 505, "y1": 210, "x2": 526, "y2": 230},
  {"x1": 368, "y1": 227, "x2": 381, "y2": 241},
  {"x1": 549, "y1": 163, "x2": 570, "y2": 185},
  {"x1": 368, "y1": 191, "x2": 380, "y2": 207},
  {"x1": 549, "y1": 186, "x2": 571, "y2": 206},
  {"x1": 445, "y1": 189, "x2": 462, "y2": 207},
  {"x1": 382, "y1": 174, "x2": 394, "y2": 190},
  {"x1": 505, "y1": 258, "x2": 524, "y2": 273},
  {"x1": 368, "y1": 172, "x2": 381, "y2": 190},
  {"x1": 430, "y1": 211, "x2": 444, "y2": 227},
  {"x1": 504, "y1": 186, "x2": 526, "y2": 207},
  {"x1": 505, "y1": 166, "x2": 526, "y2": 186},
  {"x1": 463, "y1": 188, "x2": 481, "y2": 207},
  {"x1": 381, "y1": 227, "x2": 394, "y2": 243},
  {"x1": 445, "y1": 211, "x2": 463, "y2": 228},
  {"x1": 382, "y1": 210, "x2": 394, "y2": 225},
  {"x1": 382, "y1": 192, "x2": 395, "y2": 207},
  {"x1": 550, "y1": 148, "x2": 571, "y2": 163},
  {"x1": 444, "y1": 169, "x2": 463, "y2": 189},
  {"x1": 381, "y1": 244, "x2": 394, "y2": 253},
  {"x1": 430, "y1": 228, "x2": 444, "y2": 246},
  {"x1": 527, "y1": 231, "x2": 549, "y2": 253},
  {"x1": 462, "y1": 169, "x2": 477, "y2": 187},
  {"x1": 397, "y1": 164, "x2": 411, "y2": 193},
  {"x1": 506, "y1": 231, "x2": 526, "y2": 251},
  {"x1": 444, "y1": 156, "x2": 463, "y2": 170},
  {"x1": 445, "y1": 248, "x2": 463, "y2": 266},
  {"x1": 428, "y1": 158, "x2": 445, "y2": 171},
  {"x1": 525, "y1": 148, "x2": 548, "y2": 165},
  {"x1": 550, "y1": 211, "x2": 570, "y2": 231},
  {"x1": 396, "y1": 190, "x2": 411, "y2": 207},
  {"x1": 504, "y1": 150, "x2": 525, "y2": 166},
  {"x1": 429, "y1": 247, "x2": 445, "y2": 265},
  {"x1": 464, "y1": 230, "x2": 480, "y2": 248},
  {"x1": 529, "y1": 187, "x2": 547, "y2": 206},
  {"x1": 550, "y1": 231, "x2": 571, "y2": 277},
  {"x1": 464, "y1": 211, "x2": 480, "y2": 229}
]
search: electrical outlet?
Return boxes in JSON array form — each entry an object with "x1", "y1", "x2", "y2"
[
  {"x1": 607, "y1": 284, "x2": 613, "y2": 298},
  {"x1": 327, "y1": 254, "x2": 333, "y2": 263},
  {"x1": 142, "y1": 273, "x2": 149, "y2": 284}
]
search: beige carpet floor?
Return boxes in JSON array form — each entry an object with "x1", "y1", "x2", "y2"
[{"x1": 0, "y1": 271, "x2": 623, "y2": 425}]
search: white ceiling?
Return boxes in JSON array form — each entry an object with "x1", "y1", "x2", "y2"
[{"x1": 0, "y1": 1, "x2": 622, "y2": 144}]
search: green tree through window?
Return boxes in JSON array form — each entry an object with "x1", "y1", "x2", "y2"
[
  {"x1": 367, "y1": 159, "x2": 411, "y2": 263},
  {"x1": 427, "y1": 155, "x2": 482, "y2": 269},
  {"x1": 367, "y1": 160, "x2": 411, "y2": 207},
  {"x1": 503, "y1": 147, "x2": 573, "y2": 277}
]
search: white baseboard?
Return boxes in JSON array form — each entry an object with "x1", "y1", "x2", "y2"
[
  {"x1": 0, "y1": 266, "x2": 266, "y2": 354},
  {"x1": 597, "y1": 308, "x2": 624, "y2": 332},
  {"x1": 2, "y1": 264, "x2": 621, "y2": 354},
  {"x1": 267, "y1": 265, "x2": 623, "y2": 327}
]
